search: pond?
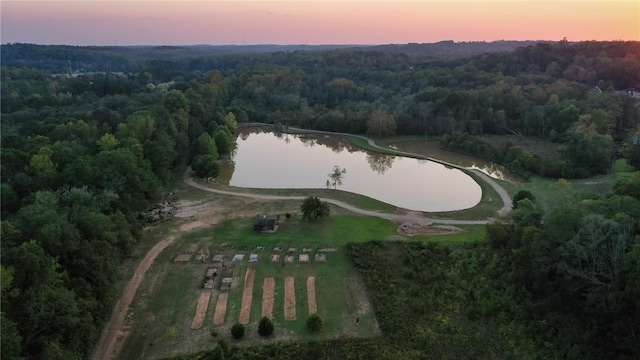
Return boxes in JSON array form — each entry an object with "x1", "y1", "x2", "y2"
[
  {"x1": 218, "y1": 128, "x2": 482, "y2": 212},
  {"x1": 390, "y1": 141, "x2": 523, "y2": 183}
]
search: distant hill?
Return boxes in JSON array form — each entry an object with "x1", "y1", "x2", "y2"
[
  {"x1": 368, "y1": 40, "x2": 555, "y2": 58},
  {"x1": 0, "y1": 41, "x2": 555, "y2": 73}
]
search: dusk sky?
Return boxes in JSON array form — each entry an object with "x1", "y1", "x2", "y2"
[{"x1": 1, "y1": 1, "x2": 638, "y2": 46}]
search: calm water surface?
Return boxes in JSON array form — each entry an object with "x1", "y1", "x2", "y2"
[{"x1": 219, "y1": 129, "x2": 482, "y2": 212}]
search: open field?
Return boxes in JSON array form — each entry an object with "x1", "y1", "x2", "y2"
[{"x1": 118, "y1": 213, "x2": 397, "y2": 360}]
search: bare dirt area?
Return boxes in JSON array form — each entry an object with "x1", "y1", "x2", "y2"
[
  {"x1": 239, "y1": 268, "x2": 256, "y2": 324},
  {"x1": 395, "y1": 209, "x2": 463, "y2": 236},
  {"x1": 307, "y1": 276, "x2": 317, "y2": 315},
  {"x1": 213, "y1": 292, "x2": 229, "y2": 326},
  {"x1": 190, "y1": 291, "x2": 212, "y2": 329},
  {"x1": 284, "y1": 276, "x2": 296, "y2": 321},
  {"x1": 262, "y1": 277, "x2": 275, "y2": 319}
]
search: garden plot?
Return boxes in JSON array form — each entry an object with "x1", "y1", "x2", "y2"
[
  {"x1": 190, "y1": 291, "x2": 212, "y2": 329},
  {"x1": 261, "y1": 277, "x2": 275, "y2": 319},
  {"x1": 284, "y1": 276, "x2": 296, "y2": 320},
  {"x1": 239, "y1": 268, "x2": 256, "y2": 324},
  {"x1": 213, "y1": 292, "x2": 228, "y2": 326},
  {"x1": 307, "y1": 276, "x2": 317, "y2": 315}
]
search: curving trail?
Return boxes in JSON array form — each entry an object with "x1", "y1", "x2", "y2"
[
  {"x1": 184, "y1": 174, "x2": 488, "y2": 225},
  {"x1": 92, "y1": 234, "x2": 178, "y2": 360}
]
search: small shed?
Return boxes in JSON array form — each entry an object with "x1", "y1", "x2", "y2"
[{"x1": 254, "y1": 216, "x2": 279, "y2": 233}]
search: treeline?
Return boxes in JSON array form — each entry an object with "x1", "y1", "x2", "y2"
[
  {"x1": 133, "y1": 41, "x2": 639, "y2": 178},
  {"x1": 1, "y1": 67, "x2": 235, "y2": 359},
  {"x1": 0, "y1": 41, "x2": 548, "y2": 74}
]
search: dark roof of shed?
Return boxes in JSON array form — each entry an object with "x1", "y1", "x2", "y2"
[{"x1": 254, "y1": 218, "x2": 276, "y2": 226}]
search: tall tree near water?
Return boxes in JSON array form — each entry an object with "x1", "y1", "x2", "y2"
[{"x1": 366, "y1": 109, "x2": 396, "y2": 138}]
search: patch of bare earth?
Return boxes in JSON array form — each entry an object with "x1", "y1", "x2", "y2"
[
  {"x1": 284, "y1": 276, "x2": 296, "y2": 320},
  {"x1": 261, "y1": 277, "x2": 275, "y2": 319},
  {"x1": 190, "y1": 290, "x2": 212, "y2": 329},
  {"x1": 213, "y1": 292, "x2": 228, "y2": 326},
  {"x1": 307, "y1": 276, "x2": 317, "y2": 315},
  {"x1": 239, "y1": 268, "x2": 255, "y2": 324},
  {"x1": 395, "y1": 209, "x2": 463, "y2": 236}
]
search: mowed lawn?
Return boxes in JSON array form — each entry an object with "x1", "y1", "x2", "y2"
[{"x1": 120, "y1": 215, "x2": 410, "y2": 360}]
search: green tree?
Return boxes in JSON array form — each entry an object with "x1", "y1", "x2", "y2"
[
  {"x1": 224, "y1": 112, "x2": 238, "y2": 133},
  {"x1": 190, "y1": 133, "x2": 218, "y2": 163},
  {"x1": 301, "y1": 196, "x2": 330, "y2": 220},
  {"x1": 560, "y1": 214, "x2": 635, "y2": 308},
  {"x1": 306, "y1": 313, "x2": 324, "y2": 332},
  {"x1": 214, "y1": 128, "x2": 233, "y2": 156},
  {"x1": 162, "y1": 89, "x2": 190, "y2": 114},
  {"x1": 512, "y1": 190, "x2": 535, "y2": 209},
  {"x1": 192, "y1": 155, "x2": 221, "y2": 178},
  {"x1": 230, "y1": 323, "x2": 245, "y2": 340},
  {"x1": 212, "y1": 345, "x2": 224, "y2": 360},
  {"x1": 126, "y1": 111, "x2": 155, "y2": 143},
  {"x1": 257, "y1": 316, "x2": 274, "y2": 337},
  {"x1": 1, "y1": 266, "x2": 22, "y2": 360},
  {"x1": 96, "y1": 133, "x2": 119, "y2": 151},
  {"x1": 613, "y1": 172, "x2": 640, "y2": 201},
  {"x1": 367, "y1": 109, "x2": 396, "y2": 138}
]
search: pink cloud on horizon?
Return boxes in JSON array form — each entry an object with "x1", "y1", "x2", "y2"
[{"x1": 1, "y1": 1, "x2": 638, "y2": 45}]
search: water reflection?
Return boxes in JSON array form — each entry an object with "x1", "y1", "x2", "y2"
[
  {"x1": 219, "y1": 128, "x2": 482, "y2": 212},
  {"x1": 367, "y1": 152, "x2": 395, "y2": 174},
  {"x1": 391, "y1": 141, "x2": 523, "y2": 182}
]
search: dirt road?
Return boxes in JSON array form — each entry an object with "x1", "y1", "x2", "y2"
[
  {"x1": 184, "y1": 173, "x2": 491, "y2": 225},
  {"x1": 91, "y1": 234, "x2": 177, "y2": 360}
]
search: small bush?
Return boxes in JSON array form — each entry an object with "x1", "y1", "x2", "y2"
[
  {"x1": 306, "y1": 313, "x2": 324, "y2": 332},
  {"x1": 218, "y1": 339, "x2": 230, "y2": 354},
  {"x1": 231, "y1": 323, "x2": 245, "y2": 339},
  {"x1": 258, "y1": 316, "x2": 274, "y2": 336}
]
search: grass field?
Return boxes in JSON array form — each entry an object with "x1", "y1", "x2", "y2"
[
  {"x1": 119, "y1": 208, "x2": 492, "y2": 360},
  {"x1": 119, "y1": 215, "x2": 404, "y2": 360},
  {"x1": 500, "y1": 159, "x2": 636, "y2": 210}
]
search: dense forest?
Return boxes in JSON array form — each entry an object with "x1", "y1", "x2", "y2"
[{"x1": 1, "y1": 41, "x2": 639, "y2": 359}]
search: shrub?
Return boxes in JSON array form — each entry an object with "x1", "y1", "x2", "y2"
[
  {"x1": 218, "y1": 339, "x2": 230, "y2": 354},
  {"x1": 301, "y1": 196, "x2": 330, "y2": 220},
  {"x1": 306, "y1": 313, "x2": 324, "y2": 332},
  {"x1": 258, "y1": 316, "x2": 274, "y2": 336},
  {"x1": 192, "y1": 154, "x2": 221, "y2": 178},
  {"x1": 231, "y1": 323, "x2": 245, "y2": 339},
  {"x1": 512, "y1": 190, "x2": 535, "y2": 209}
]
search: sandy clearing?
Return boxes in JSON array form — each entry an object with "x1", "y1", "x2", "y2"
[
  {"x1": 307, "y1": 276, "x2": 317, "y2": 315},
  {"x1": 262, "y1": 277, "x2": 275, "y2": 319},
  {"x1": 190, "y1": 290, "x2": 213, "y2": 329},
  {"x1": 239, "y1": 268, "x2": 255, "y2": 324},
  {"x1": 284, "y1": 276, "x2": 296, "y2": 321},
  {"x1": 213, "y1": 292, "x2": 228, "y2": 326}
]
